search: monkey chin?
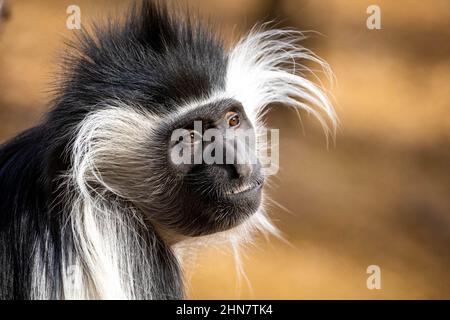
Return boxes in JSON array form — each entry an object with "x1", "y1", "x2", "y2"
[
  {"x1": 201, "y1": 182, "x2": 262, "y2": 236},
  {"x1": 185, "y1": 181, "x2": 264, "y2": 237}
]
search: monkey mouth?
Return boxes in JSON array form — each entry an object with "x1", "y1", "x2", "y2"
[{"x1": 226, "y1": 178, "x2": 264, "y2": 195}]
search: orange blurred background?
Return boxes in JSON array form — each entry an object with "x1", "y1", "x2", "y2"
[{"x1": 1, "y1": 0, "x2": 449, "y2": 299}]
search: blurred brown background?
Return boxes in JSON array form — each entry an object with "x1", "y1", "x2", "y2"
[{"x1": 1, "y1": 0, "x2": 449, "y2": 299}]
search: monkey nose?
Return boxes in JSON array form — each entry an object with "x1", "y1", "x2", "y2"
[{"x1": 223, "y1": 138, "x2": 257, "y2": 179}]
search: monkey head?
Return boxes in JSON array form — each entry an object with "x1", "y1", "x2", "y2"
[{"x1": 49, "y1": 1, "x2": 335, "y2": 242}]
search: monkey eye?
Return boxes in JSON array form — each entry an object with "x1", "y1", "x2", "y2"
[{"x1": 226, "y1": 111, "x2": 240, "y2": 128}]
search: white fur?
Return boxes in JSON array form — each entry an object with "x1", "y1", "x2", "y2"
[
  {"x1": 226, "y1": 28, "x2": 337, "y2": 135},
  {"x1": 61, "y1": 104, "x2": 162, "y2": 299}
]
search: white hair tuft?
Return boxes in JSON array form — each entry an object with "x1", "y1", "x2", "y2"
[{"x1": 226, "y1": 28, "x2": 337, "y2": 137}]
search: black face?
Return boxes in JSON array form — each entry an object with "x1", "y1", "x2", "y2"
[{"x1": 146, "y1": 99, "x2": 264, "y2": 237}]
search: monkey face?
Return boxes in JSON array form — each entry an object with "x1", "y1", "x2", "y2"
[{"x1": 143, "y1": 99, "x2": 264, "y2": 237}]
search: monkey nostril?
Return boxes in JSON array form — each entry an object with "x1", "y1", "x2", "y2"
[
  {"x1": 234, "y1": 164, "x2": 252, "y2": 179},
  {"x1": 219, "y1": 164, "x2": 240, "y2": 180},
  {"x1": 221, "y1": 164, "x2": 253, "y2": 180}
]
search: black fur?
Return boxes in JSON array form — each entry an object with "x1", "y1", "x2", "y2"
[{"x1": 0, "y1": 1, "x2": 228, "y2": 299}]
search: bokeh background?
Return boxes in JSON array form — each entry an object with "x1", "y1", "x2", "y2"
[{"x1": 1, "y1": 0, "x2": 449, "y2": 299}]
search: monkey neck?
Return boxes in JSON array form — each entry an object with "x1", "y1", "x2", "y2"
[{"x1": 151, "y1": 221, "x2": 190, "y2": 246}]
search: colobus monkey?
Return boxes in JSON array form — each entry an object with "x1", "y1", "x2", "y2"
[{"x1": 0, "y1": 1, "x2": 336, "y2": 299}]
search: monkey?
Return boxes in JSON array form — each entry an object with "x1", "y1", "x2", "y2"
[{"x1": 0, "y1": 1, "x2": 336, "y2": 299}]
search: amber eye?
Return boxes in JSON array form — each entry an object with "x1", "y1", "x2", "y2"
[{"x1": 226, "y1": 111, "x2": 240, "y2": 127}]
